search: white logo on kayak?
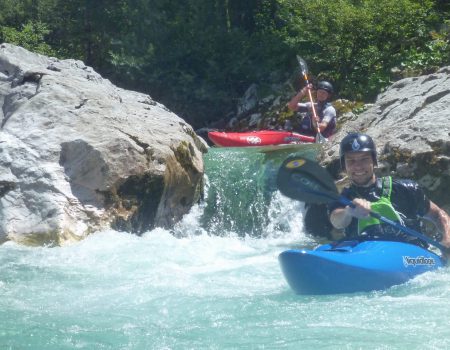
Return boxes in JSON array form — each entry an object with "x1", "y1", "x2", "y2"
[
  {"x1": 246, "y1": 136, "x2": 261, "y2": 145},
  {"x1": 403, "y1": 256, "x2": 436, "y2": 267}
]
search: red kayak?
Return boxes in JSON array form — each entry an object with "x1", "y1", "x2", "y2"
[{"x1": 208, "y1": 130, "x2": 315, "y2": 147}]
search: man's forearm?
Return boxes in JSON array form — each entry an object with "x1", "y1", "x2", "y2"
[
  {"x1": 427, "y1": 201, "x2": 450, "y2": 247},
  {"x1": 287, "y1": 91, "x2": 303, "y2": 111}
]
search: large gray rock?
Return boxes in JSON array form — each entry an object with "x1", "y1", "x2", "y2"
[
  {"x1": 322, "y1": 66, "x2": 450, "y2": 211},
  {"x1": 0, "y1": 44, "x2": 207, "y2": 245}
]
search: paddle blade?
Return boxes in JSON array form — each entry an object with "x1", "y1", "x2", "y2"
[
  {"x1": 315, "y1": 133, "x2": 328, "y2": 144},
  {"x1": 277, "y1": 157, "x2": 339, "y2": 204},
  {"x1": 296, "y1": 56, "x2": 309, "y2": 75}
]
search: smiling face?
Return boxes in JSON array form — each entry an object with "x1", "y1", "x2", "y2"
[
  {"x1": 344, "y1": 151, "x2": 376, "y2": 186},
  {"x1": 316, "y1": 89, "x2": 330, "y2": 102}
]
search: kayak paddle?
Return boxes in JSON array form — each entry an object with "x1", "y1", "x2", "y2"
[
  {"x1": 277, "y1": 156, "x2": 449, "y2": 253},
  {"x1": 296, "y1": 56, "x2": 326, "y2": 144}
]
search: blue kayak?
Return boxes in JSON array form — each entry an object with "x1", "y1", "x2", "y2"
[{"x1": 279, "y1": 240, "x2": 446, "y2": 295}]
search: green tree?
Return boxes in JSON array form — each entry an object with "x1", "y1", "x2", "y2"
[
  {"x1": 277, "y1": 0, "x2": 448, "y2": 100},
  {"x1": 0, "y1": 0, "x2": 448, "y2": 127},
  {"x1": 1, "y1": 21, "x2": 55, "y2": 55},
  {"x1": 0, "y1": 0, "x2": 57, "y2": 55}
]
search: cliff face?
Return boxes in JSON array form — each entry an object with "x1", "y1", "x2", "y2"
[{"x1": 0, "y1": 44, "x2": 207, "y2": 245}]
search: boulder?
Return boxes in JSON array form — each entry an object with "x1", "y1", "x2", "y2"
[
  {"x1": 322, "y1": 66, "x2": 450, "y2": 212},
  {"x1": 0, "y1": 44, "x2": 207, "y2": 245}
]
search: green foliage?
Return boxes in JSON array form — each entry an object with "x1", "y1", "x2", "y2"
[
  {"x1": 401, "y1": 28, "x2": 450, "y2": 72},
  {"x1": 277, "y1": 0, "x2": 448, "y2": 100},
  {"x1": 103, "y1": 0, "x2": 289, "y2": 126},
  {"x1": 1, "y1": 21, "x2": 55, "y2": 56},
  {"x1": 0, "y1": 0, "x2": 448, "y2": 127}
]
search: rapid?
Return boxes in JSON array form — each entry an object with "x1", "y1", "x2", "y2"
[{"x1": 1, "y1": 147, "x2": 449, "y2": 349}]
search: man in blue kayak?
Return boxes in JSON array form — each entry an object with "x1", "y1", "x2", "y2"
[
  {"x1": 328, "y1": 133, "x2": 450, "y2": 248},
  {"x1": 287, "y1": 80, "x2": 337, "y2": 138}
]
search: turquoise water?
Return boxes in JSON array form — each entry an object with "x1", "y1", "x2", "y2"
[{"x1": 1, "y1": 147, "x2": 450, "y2": 349}]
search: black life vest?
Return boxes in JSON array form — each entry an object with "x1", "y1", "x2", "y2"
[{"x1": 298, "y1": 102, "x2": 336, "y2": 137}]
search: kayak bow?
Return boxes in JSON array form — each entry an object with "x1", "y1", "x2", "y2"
[
  {"x1": 208, "y1": 130, "x2": 315, "y2": 147},
  {"x1": 279, "y1": 240, "x2": 445, "y2": 295}
]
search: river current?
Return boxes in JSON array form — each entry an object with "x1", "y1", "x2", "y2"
[{"x1": 1, "y1": 147, "x2": 449, "y2": 349}]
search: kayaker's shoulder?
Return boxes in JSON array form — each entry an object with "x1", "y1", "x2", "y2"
[{"x1": 391, "y1": 178, "x2": 422, "y2": 191}]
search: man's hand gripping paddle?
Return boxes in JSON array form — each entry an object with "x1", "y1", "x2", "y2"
[
  {"x1": 296, "y1": 56, "x2": 326, "y2": 144},
  {"x1": 277, "y1": 156, "x2": 449, "y2": 254}
]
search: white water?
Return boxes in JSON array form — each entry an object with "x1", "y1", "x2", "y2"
[
  {"x1": 2, "y1": 147, "x2": 450, "y2": 349},
  {"x1": 1, "y1": 196, "x2": 450, "y2": 349}
]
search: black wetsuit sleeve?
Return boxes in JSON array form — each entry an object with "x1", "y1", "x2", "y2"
[
  {"x1": 414, "y1": 185, "x2": 430, "y2": 216},
  {"x1": 391, "y1": 179, "x2": 431, "y2": 217},
  {"x1": 327, "y1": 200, "x2": 343, "y2": 215}
]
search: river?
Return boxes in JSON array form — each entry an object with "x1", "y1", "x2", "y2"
[{"x1": 1, "y1": 147, "x2": 449, "y2": 349}]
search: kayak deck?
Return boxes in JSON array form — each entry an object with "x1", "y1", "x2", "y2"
[{"x1": 279, "y1": 240, "x2": 445, "y2": 295}]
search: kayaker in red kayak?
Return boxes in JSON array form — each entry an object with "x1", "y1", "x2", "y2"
[
  {"x1": 287, "y1": 80, "x2": 337, "y2": 138},
  {"x1": 328, "y1": 133, "x2": 450, "y2": 248}
]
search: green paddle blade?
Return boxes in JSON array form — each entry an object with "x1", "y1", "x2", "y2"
[{"x1": 277, "y1": 157, "x2": 339, "y2": 204}]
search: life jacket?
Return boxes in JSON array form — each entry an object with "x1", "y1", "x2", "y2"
[
  {"x1": 357, "y1": 176, "x2": 404, "y2": 236},
  {"x1": 299, "y1": 102, "x2": 336, "y2": 137}
]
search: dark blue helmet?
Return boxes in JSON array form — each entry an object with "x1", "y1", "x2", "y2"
[
  {"x1": 317, "y1": 80, "x2": 334, "y2": 94},
  {"x1": 340, "y1": 133, "x2": 377, "y2": 169}
]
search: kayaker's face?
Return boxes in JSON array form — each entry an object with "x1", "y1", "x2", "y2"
[
  {"x1": 316, "y1": 89, "x2": 329, "y2": 102},
  {"x1": 345, "y1": 152, "x2": 376, "y2": 186}
]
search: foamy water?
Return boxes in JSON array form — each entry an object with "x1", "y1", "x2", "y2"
[{"x1": 1, "y1": 147, "x2": 449, "y2": 349}]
